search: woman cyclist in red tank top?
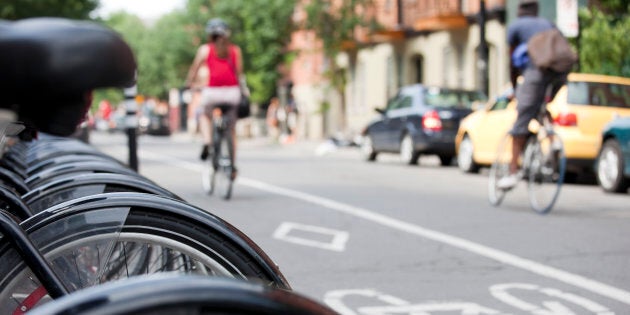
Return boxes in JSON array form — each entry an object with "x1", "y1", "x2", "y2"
[{"x1": 186, "y1": 18, "x2": 246, "y2": 177}]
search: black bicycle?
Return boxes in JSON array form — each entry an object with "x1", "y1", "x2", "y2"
[
  {"x1": 202, "y1": 104, "x2": 236, "y2": 200},
  {"x1": 28, "y1": 274, "x2": 337, "y2": 315},
  {"x1": 488, "y1": 80, "x2": 567, "y2": 214}
]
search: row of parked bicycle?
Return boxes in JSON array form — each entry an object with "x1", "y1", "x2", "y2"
[{"x1": 0, "y1": 18, "x2": 335, "y2": 314}]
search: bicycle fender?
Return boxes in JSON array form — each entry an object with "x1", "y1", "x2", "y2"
[{"x1": 19, "y1": 192, "x2": 291, "y2": 289}]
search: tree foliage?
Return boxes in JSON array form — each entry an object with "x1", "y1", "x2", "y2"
[
  {"x1": 0, "y1": 0, "x2": 98, "y2": 20},
  {"x1": 592, "y1": 0, "x2": 629, "y2": 14},
  {"x1": 94, "y1": 0, "x2": 298, "y2": 105},
  {"x1": 91, "y1": 12, "x2": 146, "y2": 108},
  {"x1": 578, "y1": 1, "x2": 630, "y2": 77},
  {"x1": 303, "y1": 0, "x2": 375, "y2": 59},
  {"x1": 303, "y1": 0, "x2": 376, "y2": 89},
  {"x1": 302, "y1": 0, "x2": 377, "y2": 128},
  {"x1": 139, "y1": 13, "x2": 193, "y2": 98}
]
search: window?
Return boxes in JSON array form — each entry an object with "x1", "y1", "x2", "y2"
[
  {"x1": 412, "y1": 55, "x2": 424, "y2": 84},
  {"x1": 385, "y1": 95, "x2": 412, "y2": 111},
  {"x1": 568, "y1": 81, "x2": 630, "y2": 108},
  {"x1": 385, "y1": 95, "x2": 401, "y2": 111},
  {"x1": 397, "y1": 96, "x2": 413, "y2": 110},
  {"x1": 423, "y1": 87, "x2": 487, "y2": 109},
  {"x1": 490, "y1": 98, "x2": 510, "y2": 111}
]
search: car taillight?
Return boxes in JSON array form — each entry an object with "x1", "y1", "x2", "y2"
[
  {"x1": 422, "y1": 110, "x2": 442, "y2": 131},
  {"x1": 554, "y1": 112, "x2": 578, "y2": 126}
]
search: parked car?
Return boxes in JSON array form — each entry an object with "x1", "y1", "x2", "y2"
[
  {"x1": 360, "y1": 85, "x2": 487, "y2": 165},
  {"x1": 143, "y1": 111, "x2": 171, "y2": 136},
  {"x1": 456, "y1": 73, "x2": 630, "y2": 180},
  {"x1": 597, "y1": 116, "x2": 630, "y2": 193},
  {"x1": 139, "y1": 100, "x2": 171, "y2": 136}
]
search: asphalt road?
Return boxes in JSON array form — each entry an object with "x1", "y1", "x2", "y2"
[{"x1": 91, "y1": 131, "x2": 630, "y2": 315}]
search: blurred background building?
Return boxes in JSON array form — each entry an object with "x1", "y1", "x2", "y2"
[{"x1": 288, "y1": 0, "x2": 587, "y2": 140}]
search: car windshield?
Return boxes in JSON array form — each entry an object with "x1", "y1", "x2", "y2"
[
  {"x1": 423, "y1": 87, "x2": 487, "y2": 109},
  {"x1": 567, "y1": 81, "x2": 630, "y2": 108}
]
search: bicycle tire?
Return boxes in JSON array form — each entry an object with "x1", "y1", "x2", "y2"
[
  {"x1": 0, "y1": 193, "x2": 290, "y2": 313},
  {"x1": 24, "y1": 140, "x2": 111, "y2": 166},
  {"x1": 22, "y1": 173, "x2": 182, "y2": 213},
  {"x1": 526, "y1": 133, "x2": 566, "y2": 214},
  {"x1": 24, "y1": 161, "x2": 143, "y2": 188},
  {"x1": 216, "y1": 135, "x2": 234, "y2": 200},
  {"x1": 26, "y1": 154, "x2": 121, "y2": 177},
  {"x1": 488, "y1": 134, "x2": 512, "y2": 206},
  {"x1": 28, "y1": 275, "x2": 335, "y2": 315},
  {"x1": 201, "y1": 161, "x2": 216, "y2": 195}
]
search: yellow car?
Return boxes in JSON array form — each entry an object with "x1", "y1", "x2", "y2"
[{"x1": 456, "y1": 73, "x2": 630, "y2": 179}]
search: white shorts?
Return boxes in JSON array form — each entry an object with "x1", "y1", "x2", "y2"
[{"x1": 199, "y1": 86, "x2": 241, "y2": 116}]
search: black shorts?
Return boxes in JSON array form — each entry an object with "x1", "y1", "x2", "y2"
[{"x1": 511, "y1": 67, "x2": 566, "y2": 136}]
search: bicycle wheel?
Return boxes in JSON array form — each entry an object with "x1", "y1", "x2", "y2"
[
  {"x1": 201, "y1": 161, "x2": 216, "y2": 195},
  {"x1": 0, "y1": 193, "x2": 289, "y2": 313},
  {"x1": 488, "y1": 134, "x2": 513, "y2": 206},
  {"x1": 23, "y1": 173, "x2": 182, "y2": 213},
  {"x1": 526, "y1": 134, "x2": 566, "y2": 214},
  {"x1": 28, "y1": 275, "x2": 335, "y2": 315},
  {"x1": 215, "y1": 136, "x2": 234, "y2": 200}
]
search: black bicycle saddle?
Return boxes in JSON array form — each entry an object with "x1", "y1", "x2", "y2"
[{"x1": 0, "y1": 18, "x2": 136, "y2": 136}]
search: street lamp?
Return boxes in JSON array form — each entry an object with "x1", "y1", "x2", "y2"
[{"x1": 478, "y1": 0, "x2": 489, "y2": 97}]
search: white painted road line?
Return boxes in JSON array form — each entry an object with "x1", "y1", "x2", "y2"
[
  {"x1": 273, "y1": 222, "x2": 349, "y2": 252},
  {"x1": 326, "y1": 284, "x2": 614, "y2": 315},
  {"x1": 139, "y1": 150, "x2": 630, "y2": 307}
]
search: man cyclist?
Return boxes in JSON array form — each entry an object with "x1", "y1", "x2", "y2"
[
  {"x1": 497, "y1": 0, "x2": 567, "y2": 189},
  {"x1": 185, "y1": 18, "x2": 245, "y2": 178}
]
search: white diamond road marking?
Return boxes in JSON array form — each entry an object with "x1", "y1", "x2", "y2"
[{"x1": 273, "y1": 222, "x2": 349, "y2": 252}]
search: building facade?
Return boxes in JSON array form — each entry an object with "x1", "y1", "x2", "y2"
[{"x1": 289, "y1": 0, "x2": 578, "y2": 140}]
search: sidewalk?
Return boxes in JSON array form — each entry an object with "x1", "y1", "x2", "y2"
[
  {"x1": 91, "y1": 130, "x2": 358, "y2": 159},
  {"x1": 173, "y1": 131, "x2": 363, "y2": 158}
]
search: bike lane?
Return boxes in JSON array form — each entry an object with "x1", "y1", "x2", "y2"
[{"x1": 92, "y1": 133, "x2": 629, "y2": 314}]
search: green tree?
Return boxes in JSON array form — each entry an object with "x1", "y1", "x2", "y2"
[
  {"x1": 92, "y1": 0, "x2": 297, "y2": 110},
  {"x1": 92, "y1": 12, "x2": 147, "y2": 109},
  {"x1": 592, "y1": 0, "x2": 629, "y2": 14},
  {"x1": 578, "y1": 1, "x2": 630, "y2": 76},
  {"x1": 0, "y1": 0, "x2": 99, "y2": 20},
  {"x1": 139, "y1": 12, "x2": 192, "y2": 98},
  {"x1": 302, "y1": 0, "x2": 377, "y2": 130}
]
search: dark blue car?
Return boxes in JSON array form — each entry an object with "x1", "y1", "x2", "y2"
[
  {"x1": 360, "y1": 84, "x2": 487, "y2": 166},
  {"x1": 597, "y1": 117, "x2": 630, "y2": 193}
]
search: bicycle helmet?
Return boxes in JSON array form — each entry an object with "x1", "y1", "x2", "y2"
[{"x1": 205, "y1": 18, "x2": 230, "y2": 37}]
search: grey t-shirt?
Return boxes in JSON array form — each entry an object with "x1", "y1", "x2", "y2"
[{"x1": 507, "y1": 16, "x2": 554, "y2": 47}]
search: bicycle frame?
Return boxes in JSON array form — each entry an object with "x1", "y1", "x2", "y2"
[
  {"x1": 210, "y1": 105, "x2": 235, "y2": 169},
  {"x1": 0, "y1": 210, "x2": 69, "y2": 298}
]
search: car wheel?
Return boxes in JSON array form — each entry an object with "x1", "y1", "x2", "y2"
[
  {"x1": 400, "y1": 134, "x2": 419, "y2": 165},
  {"x1": 361, "y1": 135, "x2": 378, "y2": 162},
  {"x1": 457, "y1": 135, "x2": 479, "y2": 173},
  {"x1": 597, "y1": 139, "x2": 629, "y2": 193},
  {"x1": 438, "y1": 155, "x2": 453, "y2": 166}
]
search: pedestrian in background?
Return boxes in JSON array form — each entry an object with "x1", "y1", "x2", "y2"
[{"x1": 266, "y1": 97, "x2": 280, "y2": 142}]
